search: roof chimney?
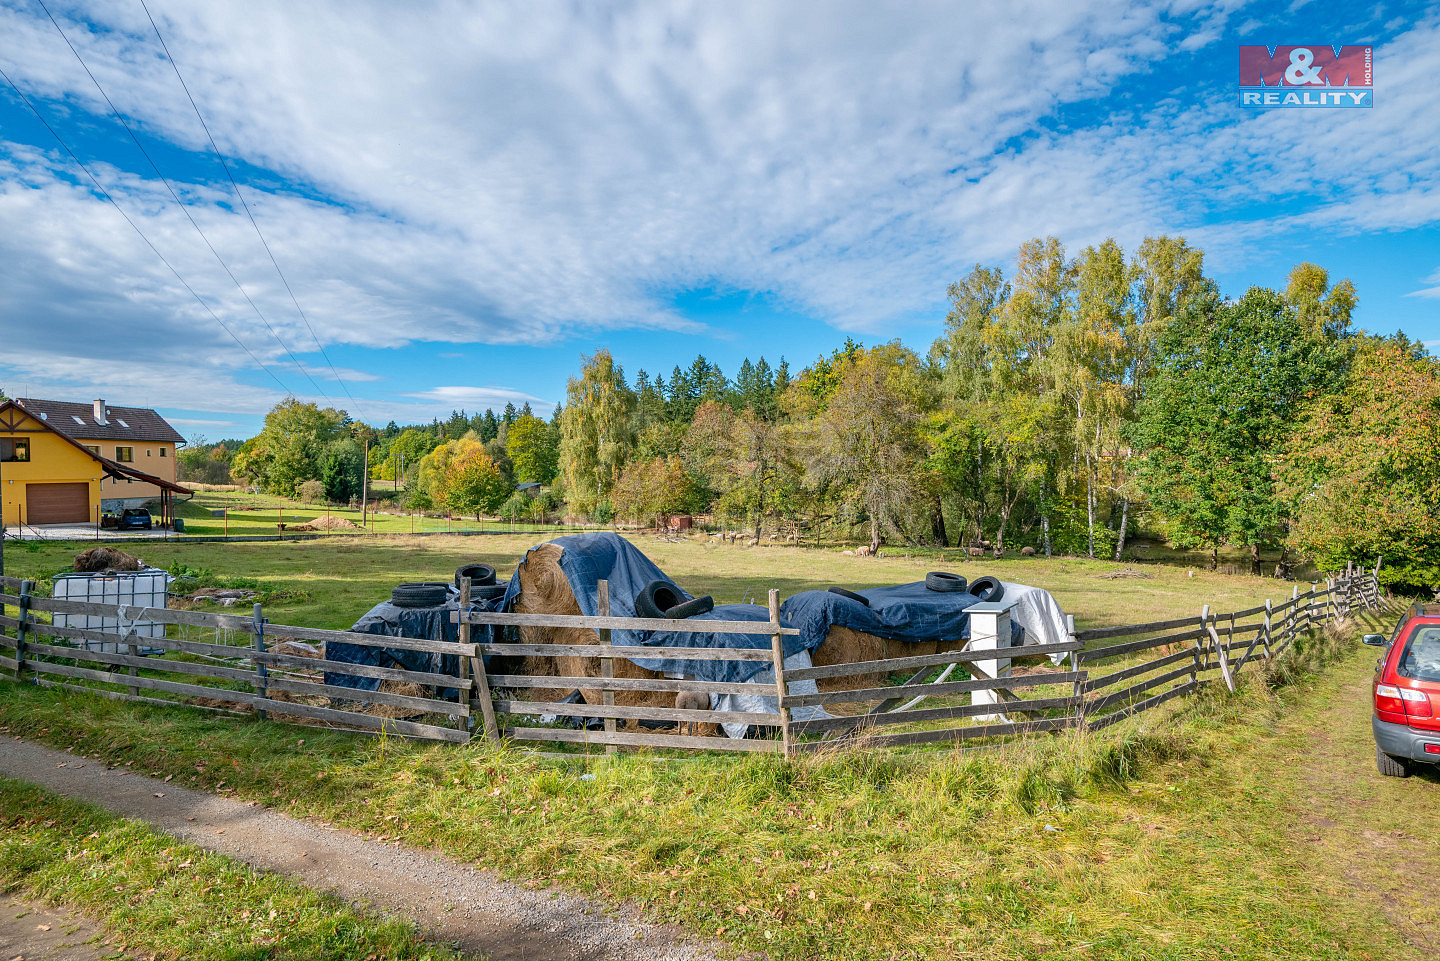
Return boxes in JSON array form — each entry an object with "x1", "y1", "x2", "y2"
[{"x1": 93, "y1": 399, "x2": 107, "y2": 425}]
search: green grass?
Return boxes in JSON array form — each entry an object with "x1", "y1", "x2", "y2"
[
  {"x1": 3, "y1": 528, "x2": 1327, "y2": 632},
  {"x1": 0, "y1": 777, "x2": 464, "y2": 960},
  {"x1": 0, "y1": 603, "x2": 1427, "y2": 960},
  {"x1": 170, "y1": 488, "x2": 582, "y2": 538}
]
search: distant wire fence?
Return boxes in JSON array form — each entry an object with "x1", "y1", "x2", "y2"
[{"x1": 0, "y1": 563, "x2": 1383, "y2": 753}]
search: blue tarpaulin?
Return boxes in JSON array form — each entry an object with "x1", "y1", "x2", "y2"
[
  {"x1": 500, "y1": 533, "x2": 815, "y2": 683},
  {"x1": 780, "y1": 583, "x2": 1023, "y2": 652},
  {"x1": 324, "y1": 593, "x2": 498, "y2": 695}
]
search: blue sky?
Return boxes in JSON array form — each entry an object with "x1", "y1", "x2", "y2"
[{"x1": 2, "y1": 0, "x2": 1437, "y2": 440}]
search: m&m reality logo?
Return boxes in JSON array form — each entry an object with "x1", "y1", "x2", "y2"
[{"x1": 1238, "y1": 45, "x2": 1372, "y2": 108}]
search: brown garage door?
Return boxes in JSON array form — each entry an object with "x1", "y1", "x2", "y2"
[{"x1": 27, "y1": 483, "x2": 91, "y2": 524}]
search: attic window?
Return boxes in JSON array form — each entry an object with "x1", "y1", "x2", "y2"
[
  {"x1": 115, "y1": 418, "x2": 131, "y2": 429},
  {"x1": 71, "y1": 415, "x2": 86, "y2": 425}
]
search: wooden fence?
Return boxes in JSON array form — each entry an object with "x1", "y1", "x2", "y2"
[
  {"x1": 0, "y1": 573, "x2": 477, "y2": 742},
  {"x1": 1, "y1": 563, "x2": 1382, "y2": 754}
]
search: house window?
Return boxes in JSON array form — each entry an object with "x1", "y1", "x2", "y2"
[
  {"x1": 159, "y1": 448, "x2": 167, "y2": 457},
  {"x1": 146, "y1": 449, "x2": 152, "y2": 456},
  {"x1": 85, "y1": 445, "x2": 100, "y2": 455},
  {"x1": 0, "y1": 438, "x2": 30, "y2": 462},
  {"x1": 116, "y1": 446, "x2": 134, "y2": 462}
]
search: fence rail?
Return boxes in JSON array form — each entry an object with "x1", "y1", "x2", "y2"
[{"x1": 0, "y1": 560, "x2": 1383, "y2": 753}]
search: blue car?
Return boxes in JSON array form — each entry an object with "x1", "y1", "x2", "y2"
[{"x1": 118, "y1": 508, "x2": 152, "y2": 531}]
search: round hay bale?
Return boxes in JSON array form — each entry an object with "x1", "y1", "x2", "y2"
[
  {"x1": 510, "y1": 543, "x2": 676, "y2": 724},
  {"x1": 808, "y1": 628, "x2": 965, "y2": 715}
]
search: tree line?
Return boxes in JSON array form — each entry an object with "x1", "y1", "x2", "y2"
[{"x1": 212, "y1": 233, "x2": 1438, "y2": 593}]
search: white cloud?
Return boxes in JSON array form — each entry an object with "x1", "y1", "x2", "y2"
[
  {"x1": 1405, "y1": 268, "x2": 1440, "y2": 299},
  {"x1": 404, "y1": 385, "x2": 553, "y2": 409},
  {"x1": 0, "y1": 0, "x2": 1436, "y2": 428}
]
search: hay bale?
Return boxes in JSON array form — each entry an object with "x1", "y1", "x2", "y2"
[
  {"x1": 808, "y1": 627, "x2": 965, "y2": 715},
  {"x1": 362, "y1": 680, "x2": 436, "y2": 719},
  {"x1": 73, "y1": 546, "x2": 143, "y2": 572},
  {"x1": 510, "y1": 543, "x2": 677, "y2": 723}
]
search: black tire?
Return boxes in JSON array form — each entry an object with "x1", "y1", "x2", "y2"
[
  {"x1": 455, "y1": 563, "x2": 497, "y2": 587},
  {"x1": 925, "y1": 571, "x2": 967, "y2": 593},
  {"x1": 665, "y1": 595, "x2": 714, "y2": 619},
  {"x1": 391, "y1": 582, "x2": 450, "y2": 608},
  {"x1": 635, "y1": 581, "x2": 684, "y2": 620},
  {"x1": 1377, "y1": 748, "x2": 1412, "y2": 778},
  {"x1": 828, "y1": 587, "x2": 871, "y2": 607},
  {"x1": 967, "y1": 575, "x2": 1004, "y2": 603},
  {"x1": 470, "y1": 583, "x2": 507, "y2": 602}
]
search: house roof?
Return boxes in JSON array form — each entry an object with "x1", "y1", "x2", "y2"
[
  {"x1": 15, "y1": 397, "x2": 186, "y2": 444},
  {"x1": 0, "y1": 400, "x2": 190, "y2": 495}
]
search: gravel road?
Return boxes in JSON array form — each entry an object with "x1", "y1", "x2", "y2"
[{"x1": 0, "y1": 736, "x2": 721, "y2": 961}]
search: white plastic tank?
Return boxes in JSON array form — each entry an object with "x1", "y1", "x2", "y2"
[{"x1": 52, "y1": 569, "x2": 170, "y2": 654}]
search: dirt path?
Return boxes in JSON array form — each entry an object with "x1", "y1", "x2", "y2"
[
  {"x1": 0, "y1": 896, "x2": 131, "y2": 961},
  {"x1": 0, "y1": 737, "x2": 718, "y2": 961},
  {"x1": 1274, "y1": 645, "x2": 1440, "y2": 955}
]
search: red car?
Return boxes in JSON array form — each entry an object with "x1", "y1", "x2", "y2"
[{"x1": 1367, "y1": 603, "x2": 1440, "y2": 777}]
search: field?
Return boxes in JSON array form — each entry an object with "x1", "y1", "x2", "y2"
[
  {"x1": 1, "y1": 602, "x2": 1435, "y2": 960},
  {"x1": 1, "y1": 527, "x2": 1327, "y2": 632},
  {"x1": 165, "y1": 487, "x2": 581, "y2": 539},
  {"x1": 2, "y1": 534, "x2": 1422, "y2": 959}
]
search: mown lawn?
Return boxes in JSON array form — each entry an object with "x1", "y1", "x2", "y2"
[
  {"x1": 0, "y1": 602, "x2": 1424, "y2": 961},
  {"x1": 169, "y1": 487, "x2": 578, "y2": 538}
]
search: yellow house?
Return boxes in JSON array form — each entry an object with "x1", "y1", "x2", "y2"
[{"x1": 0, "y1": 399, "x2": 189, "y2": 528}]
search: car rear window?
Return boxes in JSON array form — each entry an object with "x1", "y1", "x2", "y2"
[{"x1": 1398, "y1": 626, "x2": 1440, "y2": 683}]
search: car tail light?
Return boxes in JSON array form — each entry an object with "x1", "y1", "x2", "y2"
[
  {"x1": 1377, "y1": 684, "x2": 1406, "y2": 714},
  {"x1": 1425, "y1": 744, "x2": 1440, "y2": 755},
  {"x1": 1399, "y1": 687, "x2": 1433, "y2": 718}
]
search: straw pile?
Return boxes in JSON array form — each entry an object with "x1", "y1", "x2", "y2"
[
  {"x1": 510, "y1": 542, "x2": 713, "y2": 733},
  {"x1": 73, "y1": 546, "x2": 144, "y2": 572},
  {"x1": 287, "y1": 515, "x2": 365, "y2": 532}
]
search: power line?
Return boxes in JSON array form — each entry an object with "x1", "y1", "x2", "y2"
[
  {"x1": 0, "y1": 63, "x2": 293, "y2": 394},
  {"x1": 138, "y1": 0, "x2": 362, "y2": 414},
  {"x1": 36, "y1": 0, "x2": 333, "y2": 401}
]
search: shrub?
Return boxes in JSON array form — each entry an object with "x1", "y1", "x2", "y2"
[{"x1": 297, "y1": 479, "x2": 327, "y2": 504}]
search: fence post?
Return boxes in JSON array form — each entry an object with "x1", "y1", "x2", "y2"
[
  {"x1": 126, "y1": 624, "x2": 140, "y2": 698},
  {"x1": 463, "y1": 588, "x2": 501, "y2": 744},
  {"x1": 1263, "y1": 599, "x2": 1273, "y2": 659},
  {"x1": 1067, "y1": 614, "x2": 1086, "y2": 730},
  {"x1": 1228, "y1": 609, "x2": 1236, "y2": 670},
  {"x1": 769, "y1": 588, "x2": 791, "y2": 757},
  {"x1": 15, "y1": 580, "x2": 31, "y2": 682},
  {"x1": 456, "y1": 578, "x2": 472, "y2": 737},
  {"x1": 251, "y1": 603, "x2": 267, "y2": 720},
  {"x1": 1203, "y1": 603, "x2": 1235, "y2": 693},
  {"x1": 1189, "y1": 609, "x2": 1203, "y2": 689},
  {"x1": 1296, "y1": 582, "x2": 1307, "y2": 642},
  {"x1": 598, "y1": 579, "x2": 616, "y2": 755}
]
